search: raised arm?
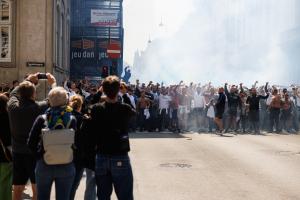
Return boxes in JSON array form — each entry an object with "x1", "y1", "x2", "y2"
[
  {"x1": 253, "y1": 80, "x2": 258, "y2": 89},
  {"x1": 239, "y1": 83, "x2": 244, "y2": 93},
  {"x1": 264, "y1": 82, "x2": 269, "y2": 94},
  {"x1": 224, "y1": 83, "x2": 229, "y2": 96}
]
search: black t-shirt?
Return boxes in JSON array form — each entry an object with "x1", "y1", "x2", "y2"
[
  {"x1": 246, "y1": 94, "x2": 269, "y2": 111},
  {"x1": 0, "y1": 112, "x2": 12, "y2": 162},
  {"x1": 91, "y1": 101, "x2": 136, "y2": 155},
  {"x1": 216, "y1": 93, "x2": 226, "y2": 112},
  {"x1": 226, "y1": 93, "x2": 241, "y2": 110}
]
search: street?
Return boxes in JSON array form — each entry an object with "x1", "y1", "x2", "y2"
[{"x1": 26, "y1": 132, "x2": 300, "y2": 200}]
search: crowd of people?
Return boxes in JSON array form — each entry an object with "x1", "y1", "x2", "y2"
[
  {"x1": 0, "y1": 73, "x2": 300, "y2": 200},
  {"x1": 55, "y1": 79, "x2": 300, "y2": 135},
  {"x1": 0, "y1": 73, "x2": 135, "y2": 200}
]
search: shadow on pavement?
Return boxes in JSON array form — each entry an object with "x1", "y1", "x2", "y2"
[
  {"x1": 219, "y1": 134, "x2": 235, "y2": 138},
  {"x1": 130, "y1": 132, "x2": 188, "y2": 139}
]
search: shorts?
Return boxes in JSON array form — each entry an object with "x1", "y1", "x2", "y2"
[
  {"x1": 215, "y1": 109, "x2": 224, "y2": 119},
  {"x1": 12, "y1": 153, "x2": 36, "y2": 185}
]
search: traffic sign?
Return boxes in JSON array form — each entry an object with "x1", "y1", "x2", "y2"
[{"x1": 107, "y1": 43, "x2": 121, "y2": 59}]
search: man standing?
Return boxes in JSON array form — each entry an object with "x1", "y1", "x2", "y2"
[
  {"x1": 214, "y1": 87, "x2": 226, "y2": 134},
  {"x1": 246, "y1": 82, "x2": 269, "y2": 134},
  {"x1": 178, "y1": 87, "x2": 190, "y2": 132},
  {"x1": 193, "y1": 86, "x2": 206, "y2": 132},
  {"x1": 269, "y1": 88, "x2": 282, "y2": 133},
  {"x1": 136, "y1": 91, "x2": 150, "y2": 131},
  {"x1": 291, "y1": 87, "x2": 300, "y2": 132},
  {"x1": 8, "y1": 73, "x2": 56, "y2": 200},
  {"x1": 224, "y1": 83, "x2": 242, "y2": 133},
  {"x1": 90, "y1": 76, "x2": 135, "y2": 200},
  {"x1": 281, "y1": 93, "x2": 293, "y2": 132},
  {"x1": 158, "y1": 88, "x2": 172, "y2": 132}
]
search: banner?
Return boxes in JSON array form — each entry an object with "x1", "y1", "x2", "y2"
[
  {"x1": 91, "y1": 9, "x2": 120, "y2": 27},
  {"x1": 70, "y1": 38, "x2": 122, "y2": 79}
]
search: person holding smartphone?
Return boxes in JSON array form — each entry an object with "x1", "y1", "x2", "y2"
[
  {"x1": 0, "y1": 93, "x2": 12, "y2": 200},
  {"x1": 7, "y1": 72, "x2": 56, "y2": 200}
]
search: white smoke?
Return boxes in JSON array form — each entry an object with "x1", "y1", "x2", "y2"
[{"x1": 131, "y1": 0, "x2": 300, "y2": 86}]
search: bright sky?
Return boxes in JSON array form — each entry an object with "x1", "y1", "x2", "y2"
[{"x1": 123, "y1": 0, "x2": 195, "y2": 65}]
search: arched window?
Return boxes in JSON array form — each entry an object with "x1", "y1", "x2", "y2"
[{"x1": 0, "y1": 0, "x2": 11, "y2": 62}]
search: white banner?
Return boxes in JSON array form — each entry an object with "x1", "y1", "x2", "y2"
[{"x1": 91, "y1": 9, "x2": 119, "y2": 27}]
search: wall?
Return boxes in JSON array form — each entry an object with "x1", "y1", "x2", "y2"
[{"x1": 0, "y1": 0, "x2": 70, "y2": 97}]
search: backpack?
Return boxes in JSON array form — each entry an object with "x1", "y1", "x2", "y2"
[{"x1": 41, "y1": 114, "x2": 75, "y2": 165}]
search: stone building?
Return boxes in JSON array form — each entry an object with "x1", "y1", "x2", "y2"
[{"x1": 0, "y1": 0, "x2": 70, "y2": 96}]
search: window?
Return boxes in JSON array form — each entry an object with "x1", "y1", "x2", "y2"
[
  {"x1": 60, "y1": 12, "x2": 64, "y2": 68},
  {"x1": 0, "y1": 0, "x2": 11, "y2": 62},
  {"x1": 55, "y1": 5, "x2": 60, "y2": 67}
]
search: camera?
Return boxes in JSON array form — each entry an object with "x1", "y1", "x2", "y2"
[{"x1": 37, "y1": 73, "x2": 48, "y2": 80}]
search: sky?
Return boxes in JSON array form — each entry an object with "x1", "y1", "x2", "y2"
[
  {"x1": 123, "y1": 0, "x2": 195, "y2": 65},
  {"x1": 123, "y1": 0, "x2": 300, "y2": 85}
]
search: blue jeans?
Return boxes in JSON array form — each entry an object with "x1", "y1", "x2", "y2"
[
  {"x1": 292, "y1": 107, "x2": 300, "y2": 131},
  {"x1": 35, "y1": 159, "x2": 75, "y2": 200},
  {"x1": 207, "y1": 117, "x2": 215, "y2": 132},
  {"x1": 70, "y1": 167, "x2": 97, "y2": 200},
  {"x1": 95, "y1": 154, "x2": 134, "y2": 200},
  {"x1": 85, "y1": 169, "x2": 97, "y2": 199}
]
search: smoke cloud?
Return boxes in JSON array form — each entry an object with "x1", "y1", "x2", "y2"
[{"x1": 131, "y1": 0, "x2": 300, "y2": 86}]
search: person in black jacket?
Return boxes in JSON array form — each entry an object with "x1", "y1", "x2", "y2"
[
  {"x1": 224, "y1": 83, "x2": 242, "y2": 133},
  {"x1": 8, "y1": 73, "x2": 56, "y2": 200},
  {"x1": 246, "y1": 82, "x2": 269, "y2": 134},
  {"x1": 214, "y1": 87, "x2": 226, "y2": 134},
  {"x1": 90, "y1": 76, "x2": 136, "y2": 200},
  {"x1": 0, "y1": 93, "x2": 12, "y2": 200}
]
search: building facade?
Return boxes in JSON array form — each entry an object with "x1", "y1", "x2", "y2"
[
  {"x1": 70, "y1": 0, "x2": 124, "y2": 80},
  {"x1": 0, "y1": 0, "x2": 70, "y2": 93}
]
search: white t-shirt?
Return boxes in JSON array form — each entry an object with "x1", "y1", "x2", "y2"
[
  {"x1": 159, "y1": 95, "x2": 171, "y2": 110},
  {"x1": 128, "y1": 94, "x2": 136, "y2": 109},
  {"x1": 193, "y1": 92, "x2": 206, "y2": 108},
  {"x1": 207, "y1": 105, "x2": 215, "y2": 118}
]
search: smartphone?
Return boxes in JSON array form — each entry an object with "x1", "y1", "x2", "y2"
[{"x1": 37, "y1": 73, "x2": 48, "y2": 80}]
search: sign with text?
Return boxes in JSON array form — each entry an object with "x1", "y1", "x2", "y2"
[
  {"x1": 26, "y1": 62, "x2": 45, "y2": 67},
  {"x1": 91, "y1": 9, "x2": 120, "y2": 27},
  {"x1": 70, "y1": 38, "x2": 122, "y2": 79}
]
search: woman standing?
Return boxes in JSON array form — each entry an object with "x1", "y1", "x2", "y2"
[
  {"x1": 28, "y1": 87, "x2": 77, "y2": 200},
  {"x1": 0, "y1": 93, "x2": 12, "y2": 200},
  {"x1": 69, "y1": 95, "x2": 97, "y2": 200}
]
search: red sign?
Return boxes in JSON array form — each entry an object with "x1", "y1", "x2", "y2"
[{"x1": 107, "y1": 43, "x2": 121, "y2": 59}]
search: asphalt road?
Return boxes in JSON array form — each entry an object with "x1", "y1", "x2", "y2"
[
  {"x1": 130, "y1": 132, "x2": 300, "y2": 200},
  {"x1": 26, "y1": 132, "x2": 300, "y2": 200}
]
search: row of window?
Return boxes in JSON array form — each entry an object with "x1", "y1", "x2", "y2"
[
  {"x1": 0, "y1": 0, "x2": 11, "y2": 62},
  {"x1": 55, "y1": 0, "x2": 70, "y2": 70}
]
